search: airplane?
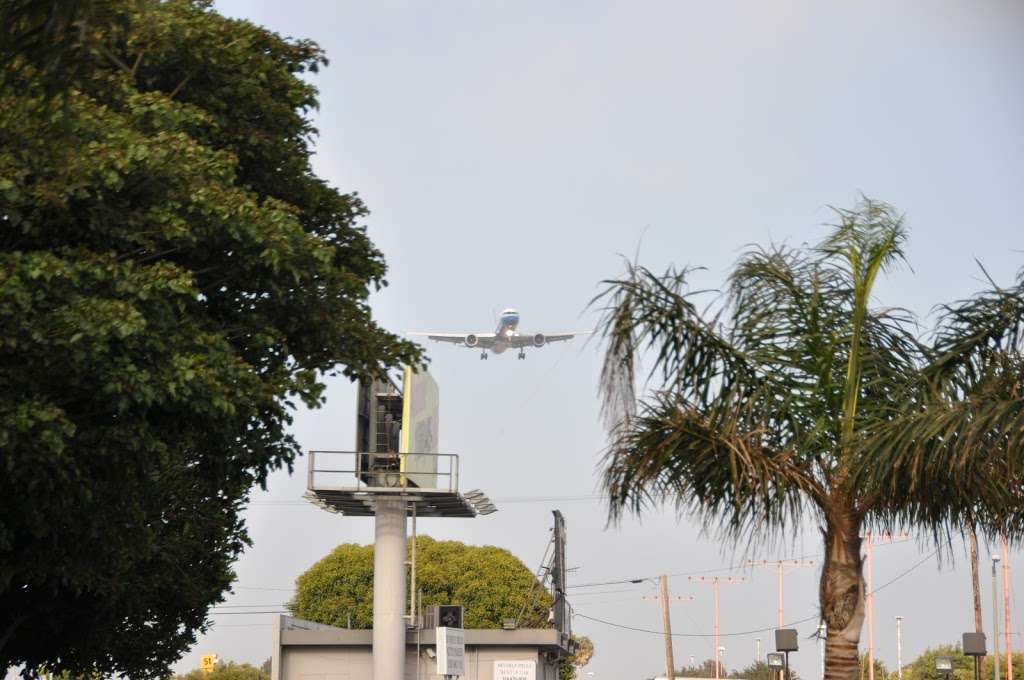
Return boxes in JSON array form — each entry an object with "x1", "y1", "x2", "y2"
[{"x1": 409, "y1": 309, "x2": 588, "y2": 360}]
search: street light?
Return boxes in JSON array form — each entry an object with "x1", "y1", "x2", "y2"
[
  {"x1": 994, "y1": 555, "x2": 1002, "y2": 680},
  {"x1": 896, "y1": 616, "x2": 904, "y2": 680}
]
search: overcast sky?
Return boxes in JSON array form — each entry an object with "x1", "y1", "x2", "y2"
[{"x1": 175, "y1": 2, "x2": 1024, "y2": 679}]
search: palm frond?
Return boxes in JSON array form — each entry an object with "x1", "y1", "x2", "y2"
[
  {"x1": 857, "y1": 353, "x2": 1024, "y2": 540},
  {"x1": 591, "y1": 260, "x2": 746, "y2": 432},
  {"x1": 603, "y1": 390, "x2": 825, "y2": 540},
  {"x1": 927, "y1": 266, "x2": 1024, "y2": 388}
]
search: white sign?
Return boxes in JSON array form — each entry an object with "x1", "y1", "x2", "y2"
[
  {"x1": 436, "y1": 626, "x2": 465, "y2": 676},
  {"x1": 494, "y1": 659, "x2": 536, "y2": 680}
]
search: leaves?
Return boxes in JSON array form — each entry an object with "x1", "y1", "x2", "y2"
[
  {"x1": 0, "y1": 1, "x2": 423, "y2": 677},
  {"x1": 290, "y1": 537, "x2": 553, "y2": 630}
]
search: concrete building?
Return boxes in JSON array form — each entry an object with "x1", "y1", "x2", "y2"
[{"x1": 270, "y1": 616, "x2": 566, "y2": 680}]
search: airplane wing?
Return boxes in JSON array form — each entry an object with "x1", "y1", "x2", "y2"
[
  {"x1": 408, "y1": 332, "x2": 495, "y2": 347},
  {"x1": 509, "y1": 331, "x2": 591, "y2": 348}
]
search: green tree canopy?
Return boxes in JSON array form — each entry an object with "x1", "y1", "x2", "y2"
[
  {"x1": 735, "y1": 660, "x2": 800, "y2": 680},
  {"x1": 290, "y1": 536, "x2": 553, "y2": 629},
  {"x1": 594, "y1": 199, "x2": 1024, "y2": 680},
  {"x1": 902, "y1": 644, "x2": 1024, "y2": 680},
  {"x1": 0, "y1": 0, "x2": 421, "y2": 676},
  {"x1": 174, "y1": 661, "x2": 269, "y2": 680}
]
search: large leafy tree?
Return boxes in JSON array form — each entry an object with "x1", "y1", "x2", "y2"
[
  {"x1": 594, "y1": 200, "x2": 1024, "y2": 680},
  {"x1": 290, "y1": 536, "x2": 553, "y2": 629},
  {"x1": 0, "y1": 1, "x2": 422, "y2": 676},
  {"x1": 173, "y1": 661, "x2": 269, "y2": 680}
]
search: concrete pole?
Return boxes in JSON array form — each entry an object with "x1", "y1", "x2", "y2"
[
  {"x1": 994, "y1": 555, "x2": 1002, "y2": 680},
  {"x1": 714, "y1": 579, "x2": 721, "y2": 680},
  {"x1": 1004, "y1": 537, "x2": 1013, "y2": 680},
  {"x1": 373, "y1": 498, "x2": 408, "y2": 680},
  {"x1": 778, "y1": 564, "x2": 784, "y2": 680},
  {"x1": 896, "y1": 616, "x2": 903, "y2": 680},
  {"x1": 661, "y1": 575, "x2": 676, "y2": 680},
  {"x1": 756, "y1": 638, "x2": 762, "y2": 663},
  {"x1": 867, "y1": 534, "x2": 875, "y2": 680}
]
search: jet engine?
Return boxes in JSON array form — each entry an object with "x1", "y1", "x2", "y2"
[
  {"x1": 533, "y1": 333, "x2": 546, "y2": 347},
  {"x1": 464, "y1": 334, "x2": 479, "y2": 347}
]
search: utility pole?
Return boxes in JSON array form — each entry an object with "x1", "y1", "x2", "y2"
[
  {"x1": 746, "y1": 559, "x2": 816, "y2": 629},
  {"x1": 756, "y1": 638, "x2": 762, "y2": 663},
  {"x1": 661, "y1": 575, "x2": 677, "y2": 680},
  {"x1": 994, "y1": 555, "x2": 1002, "y2": 680},
  {"x1": 747, "y1": 559, "x2": 814, "y2": 680},
  {"x1": 863, "y1": 532, "x2": 910, "y2": 680},
  {"x1": 896, "y1": 616, "x2": 904, "y2": 680},
  {"x1": 1004, "y1": 537, "x2": 1013, "y2": 680},
  {"x1": 643, "y1": 580, "x2": 693, "y2": 680},
  {"x1": 690, "y1": 576, "x2": 746, "y2": 680},
  {"x1": 971, "y1": 528, "x2": 985, "y2": 680}
]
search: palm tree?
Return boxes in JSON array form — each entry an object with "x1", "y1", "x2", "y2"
[{"x1": 593, "y1": 199, "x2": 1024, "y2": 680}]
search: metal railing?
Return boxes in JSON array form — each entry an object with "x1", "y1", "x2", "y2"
[{"x1": 307, "y1": 450, "x2": 460, "y2": 494}]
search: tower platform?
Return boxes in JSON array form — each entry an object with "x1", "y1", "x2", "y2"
[{"x1": 304, "y1": 450, "x2": 495, "y2": 518}]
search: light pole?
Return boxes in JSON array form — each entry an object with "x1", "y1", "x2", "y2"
[
  {"x1": 818, "y1": 623, "x2": 827, "y2": 680},
  {"x1": 756, "y1": 638, "x2": 762, "y2": 663},
  {"x1": 718, "y1": 646, "x2": 726, "y2": 678},
  {"x1": 1004, "y1": 537, "x2": 1013, "y2": 680},
  {"x1": 896, "y1": 616, "x2": 903, "y2": 680},
  {"x1": 994, "y1": 555, "x2": 1002, "y2": 680},
  {"x1": 862, "y1": 533, "x2": 911, "y2": 680}
]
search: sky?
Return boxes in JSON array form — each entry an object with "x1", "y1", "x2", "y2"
[{"x1": 171, "y1": 2, "x2": 1024, "y2": 679}]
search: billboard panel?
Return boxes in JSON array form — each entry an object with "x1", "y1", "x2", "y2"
[
  {"x1": 436, "y1": 627, "x2": 465, "y2": 676},
  {"x1": 400, "y1": 367, "x2": 439, "y2": 488}
]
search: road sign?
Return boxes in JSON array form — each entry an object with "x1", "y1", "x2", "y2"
[
  {"x1": 199, "y1": 654, "x2": 217, "y2": 674},
  {"x1": 494, "y1": 660, "x2": 537, "y2": 680},
  {"x1": 436, "y1": 626, "x2": 465, "y2": 676}
]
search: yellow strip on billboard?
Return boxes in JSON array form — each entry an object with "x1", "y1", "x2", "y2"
[{"x1": 399, "y1": 366, "x2": 439, "y2": 487}]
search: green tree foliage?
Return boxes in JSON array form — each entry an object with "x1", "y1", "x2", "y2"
[
  {"x1": 290, "y1": 536, "x2": 552, "y2": 629},
  {"x1": 593, "y1": 199, "x2": 1024, "y2": 680},
  {"x1": 859, "y1": 656, "x2": 889, "y2": 680},
  {"x1": 902, "y1": 644, "x2": 1024, "y2": 680},
  {"x1": 676, "y1": 659, "x2": 729, "y2": 678},
  {"x1": 736, "y1": 660, "x2": 800, "y2": 680},
  {"x1": 560, "y1": 635, "x2": 594, "y2": 680},
  {"x1": 174, "y1": 661, "x2": 269, "y2": 680},
  {"x1": 0, "y1": 1, "x2": 422, "y2": 676}
]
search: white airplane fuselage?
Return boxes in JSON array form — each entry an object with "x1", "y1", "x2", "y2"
[
  {"x1": 410, "y1": 308, "x2": 584, "y2": 360},
  {"x1": 489, "y1": 310, "x2": 520, "y2": 354}
]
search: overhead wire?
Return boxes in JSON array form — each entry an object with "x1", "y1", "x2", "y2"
[{"x1": 574, "y1": 548, "x2": 939, "y2": 638}]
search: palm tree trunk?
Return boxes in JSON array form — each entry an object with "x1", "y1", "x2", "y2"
[{"x1": 821, "y1": 510, "x2": 866, "y2": 680}]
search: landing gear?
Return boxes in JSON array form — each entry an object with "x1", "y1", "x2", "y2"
[
  {"x1": 480, "y1": 351, "x2": 488, "y2": 360},
  {"x1": 518, "y1": 351, "x2": 526, "y2": 360}
]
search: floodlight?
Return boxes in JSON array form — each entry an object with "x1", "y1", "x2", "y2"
[
  {"x1": 935, "y1": 657, "x2": 953, "y2": 673},
  {"x1": 767, "y1": 653, "x2": 784, "y2": 669}
]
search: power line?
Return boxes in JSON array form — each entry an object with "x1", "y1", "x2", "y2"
[
  {"x1": 574, "y1": 548, "x2": 939, "y2": 639},
  {"x1": 574, "y1": 612, "x2": 820, "y2": 638},
  {"x1": 567, "y1": 555, "x2": 818, "y2": 589}
]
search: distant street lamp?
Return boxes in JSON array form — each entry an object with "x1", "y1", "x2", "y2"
[
  {"x1": 995, "y1": 555, "x2": 1003, "y2": 680},
  {"x1": 896, "y1": 616, "x2": 904, "y2": 680}
]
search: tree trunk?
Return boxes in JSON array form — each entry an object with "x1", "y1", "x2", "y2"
[{"x1": 821, "y1": 511, "x2": 865, "y2": 680}]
